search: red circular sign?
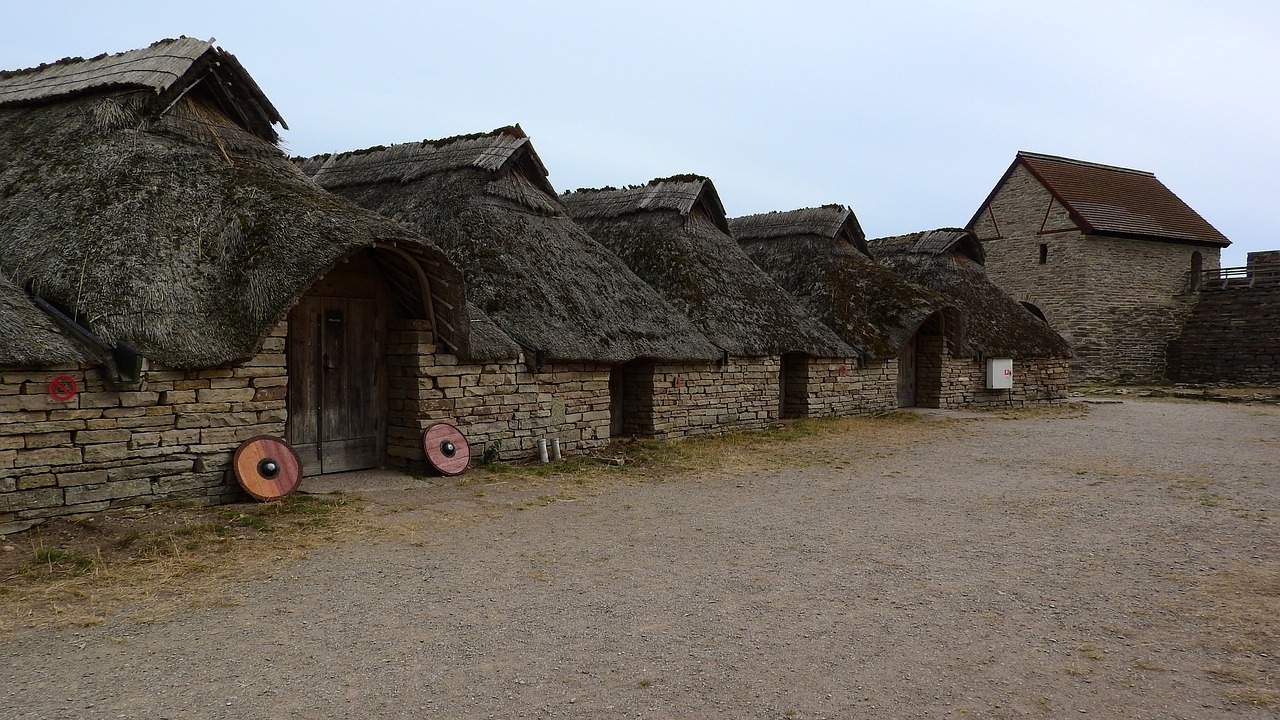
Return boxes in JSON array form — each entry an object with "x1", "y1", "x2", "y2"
[{"x1": 48, "y1": 375, "x2": 78, "y2": 401}]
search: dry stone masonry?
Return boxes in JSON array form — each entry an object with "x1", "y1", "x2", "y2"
[
  {"x1": 972, "y1": 164, "x2": 1218, "y2": 383},
  {"x1": 1, "y1": 323, "x2": 288, "y2": 534}
]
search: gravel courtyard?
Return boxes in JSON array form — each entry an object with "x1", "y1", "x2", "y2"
[{"x1": 2, "y1": 398, "x2": 1277, "y2": 719}]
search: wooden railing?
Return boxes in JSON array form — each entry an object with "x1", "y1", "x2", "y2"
[{"x1": 1198, "y1": 265, "x2": 1280, "y2": 290}]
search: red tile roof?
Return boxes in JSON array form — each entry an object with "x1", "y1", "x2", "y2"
[{"x1": 974, "y1": 152, "x2": 1230, "y2": 247}]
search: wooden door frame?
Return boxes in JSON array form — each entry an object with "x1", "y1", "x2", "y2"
[{"x1": 286, "y1": 251, "x2": 392, "y2": 475}]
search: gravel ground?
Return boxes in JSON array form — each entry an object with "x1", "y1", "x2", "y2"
[{"x1": 2, "y1": 398, "x2": 1277, "y2": 719}]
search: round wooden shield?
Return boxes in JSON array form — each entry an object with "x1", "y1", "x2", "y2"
[
  {"x1": 232, "y1": 436, "x2": 302, "y2": 501},
  {"x1": 423, "y1": 423, "x2": 470, "y2": 476}
]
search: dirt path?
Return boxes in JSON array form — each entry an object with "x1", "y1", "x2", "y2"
[{"x1": 2, "y1": 399, "x2": 1277, "y2": 719}]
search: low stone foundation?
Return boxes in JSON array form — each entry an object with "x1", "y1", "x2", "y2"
[
  {"x1": 617, "y1": 357, "x2": 782, "y2": 439},
  {"x1": 917, "y1": 346, "x2": 1070, "y2": 409},
  {"x1": 386, "y1": 320, "x2": 611, "y2": 468},
  {"x1": 0, "y1": 323, "x2": 288, "y2": 532},
  {"x1": 796, "y1": 357, "x2": 898, "y2": 417}
]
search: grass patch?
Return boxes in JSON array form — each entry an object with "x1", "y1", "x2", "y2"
[{"x1": 0, "y1": 494, "x2": 362, "y2": 633}]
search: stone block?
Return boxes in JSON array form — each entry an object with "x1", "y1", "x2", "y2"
[
  {"x1": 197, "y1": 388, "x2": 256, "y2": 403},
  {"x1": 119, "y1": 391, "x2": 160, "y2": 407},
  {"x1": 74, "y1": 428, "x2": 133, "y2": 444},
  {"x1": 106, "y1": 460, "x2": 194, "y2": 483},
  {"x1": 0, "y1": 487, "x2": 63, "y2": 513},
  {"x1": 14, "y1": 446, "x2": 82, "y2": 468},
  {"x1": 81, "y1": 443, "x2": 130, "y2": 463},
  {"x1": 65, "y1": 478, "x2": 153, "y2": 505},
  {"x1": 24, "y1": 432, "x2": 72, "y2": 449},
  {"x1": 57, "y1": 469, "x2": 110, "y2": 487}
]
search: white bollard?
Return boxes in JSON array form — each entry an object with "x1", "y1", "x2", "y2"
[
  {"x1": 538, "y1": 438, "x2": 549, "y2": 463},
  {"x1": 551, "y1": 438, "x2": 562, "y2": 461}
]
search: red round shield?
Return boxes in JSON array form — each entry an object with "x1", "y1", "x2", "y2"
[
  {"x1": 232, "y1": 436, "x2": 302, "y2": 501},
  {"x1": 423, "y1": 423, "x2": 470, "y2": 476}
]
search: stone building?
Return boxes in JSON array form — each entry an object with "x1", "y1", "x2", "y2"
[
  {"x1": 0, "y1": 39, "x2": 514, "y2": 527},
  {"x1": 297, "y1": 129, "x2": 722, "y2": 449},
  {"x1": 869, "y1": 230, "x2": 1073, "y2": 408},
  {"x1": 562, "y1": 178, "x2": 855, "y2": 434},
  {"x1": 967, "y1": 151, "x2": 1231, "y2": 383},
  {"x1": 729, "y1": 205, "x2": 956, "y2": 410}
]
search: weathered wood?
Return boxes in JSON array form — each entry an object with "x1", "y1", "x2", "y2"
[
  {"x1": 287, "y1": 251, "x2": 388, "y2": 476},
  {"x1": 232, "y1": 435, "x2": 302, "y2": 501},
  {"x1": 897, "y1": 335, "x2": 917, "y2": 408},
  {"x1": 423, "y1": 422, "x2": 470, "y2": 476}
]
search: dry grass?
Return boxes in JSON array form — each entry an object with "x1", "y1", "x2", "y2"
[
  {"x1": 0, "y1": 495, "x2": 362, "y2": 633},
  {"x1": 0, "y1": 407, "x2": 1085, "y2": 637},
  {"x1": 1165, "y1": 562, "x2": 1280, "y2": 707}
]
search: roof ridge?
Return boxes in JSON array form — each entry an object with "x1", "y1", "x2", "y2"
[
  {"x1": 0, "y1": 37, "x2": 208, "y2": 81},
  {"x1": 1017, "y1": 151, "x2": 1155, "y2": 178}
]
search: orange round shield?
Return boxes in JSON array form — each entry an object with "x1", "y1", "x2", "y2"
[
  {"x1": 232, "y1": 436, "x2": 302, "y2": 501},
  {"x1": 423, "y1": 423, "x2": 470, "y2": 476}
]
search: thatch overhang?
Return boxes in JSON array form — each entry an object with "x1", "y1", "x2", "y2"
[
  {"x1": 968, "y1": 151, "x2": 1230, "y2": 248},
  {"x1": 729, "y1": 206, "x2": 955, "y2": 360},
  {"x1": 0, "y1": 36, "x2": 286, "y2": 143},
  {"x1": 0, "y1": 46, "x2": 478, "y2": 369},
  {"x1": 869, "y1": 229, "x2": 1073, "y2": 359},
  {"x1": 562, "y1": 180, "x2": 855, "y2": 359},
  {"x1": 297, "y1": 129, "x2": 719, "y2": 364},
  {"x1": 0, "y1": 270, "x2": 91, "y2": 366}
]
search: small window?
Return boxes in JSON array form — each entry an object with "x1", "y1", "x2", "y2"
[
  {"x1": 1038, "y1": 244, "x2": 1048, "y2": 264},
  {"x1": 1190, "y1": 251, "x2": 1203, "y2": 290}
]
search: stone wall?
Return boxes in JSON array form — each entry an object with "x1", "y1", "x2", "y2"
[
  {"x1": 618, "y1": 357, "x2": 782, "y2": 439},
  {"x1": 1167, "y1": 286, "x2": 1280, "y2": 385},
  {"x1": 385, "y1": 320, "x2": 611, "y2": 467},
  {"x1": 972, "y1": 164, "x2": 1219, "y2": 383},
  {"x1": 912, "y1": 338, "x2": 1069, "y2": 407},
  {"x1": 797, "y1": 357, "x2": 898, "y2": 417},
  {"x1": 0, "y1": 323, "x2": 288, "y2": 533}
]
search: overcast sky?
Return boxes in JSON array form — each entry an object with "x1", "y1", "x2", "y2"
[{"x1": 5, "y1": 1, "x2": 1276, "y2": 266}]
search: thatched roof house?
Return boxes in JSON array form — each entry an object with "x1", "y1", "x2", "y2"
[
  {"x1": 562, "y1": 178, "x2": 853, "y2": 358},
  {"x1": 730, "y1": 205, "x2": 953, "y2": 360},
  {"x1": 0, "y1": 37, "x2": 482, "y2": 369},
  {"x1": 296, "y1": 128, "x2": 717, "y2": 364},
  {"x1": 868, "y1": 229, "x2": 1072, "y2": 359}
]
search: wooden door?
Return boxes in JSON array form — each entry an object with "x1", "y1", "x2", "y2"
[
  {"x1": 288, "y1": 296, "x2": 383, "y2": 474},
  {"x1": 897, "y1": 334, "x2": 917, "y2": 408}
]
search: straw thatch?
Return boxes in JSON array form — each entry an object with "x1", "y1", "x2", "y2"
[
  {"x1": 562, "y1": 179, "x2": 853, "y2": 358},
  {"x1": 297, "y1": 128, "x2": 719, "y2": 364},
  {"x1": 730, "y1": 206, "x2": 953, "y2": 360},
  {"x1": 0, "y1": 270, "x2": 89, "y2": 365},
  {"x1": 0, "y1": 39, "x2": 482, "y2": 368},
  {"x1": 869, "y1": 229, "x2": 1073, "y2": 359},
  {"x1": 0, "y1": 37, "x2": 285, "y2": 142}
]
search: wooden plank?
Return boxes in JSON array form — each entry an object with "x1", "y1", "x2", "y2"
[
  {"x1": 897, "y1": 335, "x2": 917, "y2": 408},
  {"x1": 286, "y1": 298, "x2": 320, "y2": 447}
]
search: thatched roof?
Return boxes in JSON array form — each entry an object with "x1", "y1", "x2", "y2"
[
  {"x1": 562, "y1": 179, "x2": 853, "y2": 358},
  {"x1": 0, "y1": 42, "x2": 482, "y2": 369},
  {"x1": 297, "y1": 128, "x2": 719, "y2": 364},
  {"x1": 0, "y1": 270, "x2": 89, "y2": 366},
  {"x1": 729, "y1": 206, "x2": 954, "y2": 360},
  {"x1": 969, "y1": 152, "x2": 1230, "y2": 247},
  {"x1": 869, "y1": 229, "x2": 1072, "y2": 359},
  {"x1": 730, "y1": 204, "x2": 870, "y2": 257},
  {"x1": 0, "y1": 36, "x2": 285, "y2": 143},
  {"x1": 561, "y1": 174, "x2": 731, "y2": 234}
]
